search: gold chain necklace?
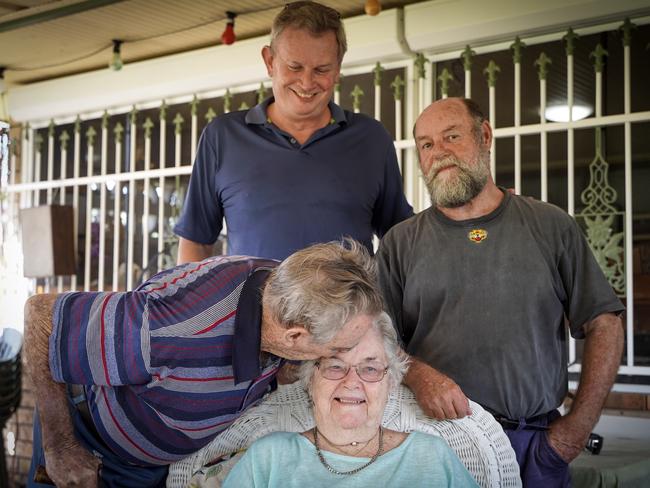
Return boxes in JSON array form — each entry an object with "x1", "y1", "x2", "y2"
[
  {"x1": 313, "y1": 426, "x2": 384, "y2": 476},
  {"x1": 314, "y1": 428, "x2": 375, "y2": 451}
]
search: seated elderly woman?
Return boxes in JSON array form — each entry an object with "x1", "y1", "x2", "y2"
[{"x1": 222, "y1": 313, "x2": 478, "y2": 487}]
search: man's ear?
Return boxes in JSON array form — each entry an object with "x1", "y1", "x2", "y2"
[
  {"x1": 282, "y1": 326, "x2": 309, "y2": 346},
  {"x1": 261, "y1": 45, "x2": 274, "y2": 77},
  {"x1": 481, "y1": 119, "x2": 493, "y2": 148},
  {"x1": 333, "y1": 63, "x2": 341, "y2": 84}
]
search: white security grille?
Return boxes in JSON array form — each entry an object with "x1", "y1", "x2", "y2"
[{"x1": 2, "y1": 15, "x2": 650, "y2": 391}]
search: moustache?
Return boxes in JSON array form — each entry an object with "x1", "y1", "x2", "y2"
[{"x1": 426, "y1": 156, "x2": 466, "y2": 181}]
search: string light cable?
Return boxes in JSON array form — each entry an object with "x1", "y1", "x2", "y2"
[{"x1": 4, "y1": 3, "x2": 286, "y2": 73}]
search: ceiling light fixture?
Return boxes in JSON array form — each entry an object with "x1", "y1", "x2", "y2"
[
  {"x1": 110, "y1": 40, "x2": 123, "y2": 71},
  {"x1": 221, "y1": 11, "x2": 237, "y2": 45},
  {"x1": 364, "y1": 0, "x2": 381, "y2": 16},
  {"x1": 544, "y1": 104, "x2": 592, "y2": 122}
]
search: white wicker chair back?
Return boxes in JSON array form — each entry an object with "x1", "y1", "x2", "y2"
[{"x1": 167, "y1": 383, "x2": 522, "y2": 487}]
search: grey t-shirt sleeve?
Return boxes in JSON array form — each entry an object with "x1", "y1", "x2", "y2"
[
  {"x1": 558, "y1": 216, "x2": 625, "y2": 339},
  {"x1": 377, "y1": 229, "x2": 410, "y2": 346}
]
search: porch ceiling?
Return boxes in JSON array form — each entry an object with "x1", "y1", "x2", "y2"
[{"x1": 0, "y1": 0, "x2": 424, "y2": 86}]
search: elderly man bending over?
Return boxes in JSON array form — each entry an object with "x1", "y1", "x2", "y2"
[{"x1": 25, "y1": 240, "x2": 380, "y2": 487}]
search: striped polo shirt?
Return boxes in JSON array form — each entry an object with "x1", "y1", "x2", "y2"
[{"x1": 49, "y1": 255, "x2": 281, "y2": 465}]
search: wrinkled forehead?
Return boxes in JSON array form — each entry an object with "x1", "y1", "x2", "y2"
[
  {"x1": 415, "y1": 100, "x2": 472, "y2": 136},
  {"x1": 272, "y1": 26, "x2": 338, "y2": 53},
  {"x1": 334, "y1": 327, "x2": 387, "y2": 362}
]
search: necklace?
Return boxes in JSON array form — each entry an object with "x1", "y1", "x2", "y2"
[
  {"x1": 315, "y1": 428, "x2": 373, "y2": 449},
  {"x1": 313, "y1": 426, "x2": 384, "y2": 476}
]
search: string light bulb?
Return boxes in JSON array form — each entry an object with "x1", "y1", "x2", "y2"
[
  {"x1": 110, "y1": 40, "x2": 123, "y2": 71},
  {"x1": 364, "y1": 0, "x2": 381, "y2": 16},
  {"x1": 221, "y1": 11, "x2": 238, "y2": 45}
]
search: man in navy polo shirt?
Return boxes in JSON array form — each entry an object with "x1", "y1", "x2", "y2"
[
  {"x1": 174, "y1": 1, "x2": 413, "y2": 263},
  {"x1": 25, "y1": 241, "x2": 381, "y2": 487}
]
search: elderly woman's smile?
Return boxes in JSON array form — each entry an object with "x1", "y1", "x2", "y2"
[
  {"x1": 312, "y1": 327, "x2": 391, "y2": 440},
  {"x1": 335, "y1": 397, "x2": 365, "y2": 405},
  {"x1": 223, "y1": 312, "x2": 479, "y2": 486}
]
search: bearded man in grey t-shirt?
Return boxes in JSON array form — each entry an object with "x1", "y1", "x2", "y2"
[{"x1": 377, "y1": 97, "x2": 624, "y2": 487}]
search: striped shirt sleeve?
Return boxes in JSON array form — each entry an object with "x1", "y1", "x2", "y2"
[{"x1": 50, "y1": 290, "x2": 150, "y2": 386}]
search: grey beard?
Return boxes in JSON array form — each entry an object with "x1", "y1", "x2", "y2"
[{"x1": 424, "y1": 154, "x2": 489, "y2": 208}]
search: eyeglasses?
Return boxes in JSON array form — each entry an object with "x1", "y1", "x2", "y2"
[{"x1": 316, "y1": 358, "x2": 388, "y2": 383}]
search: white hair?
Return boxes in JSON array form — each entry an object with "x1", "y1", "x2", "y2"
[{"x1": 298, "y1": 311, "x2": 410, "y2": 394}]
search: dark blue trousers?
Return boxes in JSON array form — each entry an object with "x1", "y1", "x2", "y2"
[
  {"x1": 28, "y1": 389, "x2": 168, "y2": 488},
  {"x1": 503, "y1": 410, "x2": 571, "y2": 488}
]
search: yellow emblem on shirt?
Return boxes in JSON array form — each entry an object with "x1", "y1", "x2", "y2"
[{"x1": 468, "y1": 229, "x2": 488, "y2": 243}]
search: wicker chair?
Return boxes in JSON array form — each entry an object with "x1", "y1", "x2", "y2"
[{"x1": 167, "y1": 382, "x2": 521, "y2": 487}]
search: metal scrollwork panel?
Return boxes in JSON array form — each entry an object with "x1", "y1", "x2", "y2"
[{"x1": 576, "y1": 128, "x2": 625, "y2": 295}]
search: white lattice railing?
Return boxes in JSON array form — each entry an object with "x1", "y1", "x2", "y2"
[{"x1": 2, "y1": 13, "x2": 650, "y2": 391}]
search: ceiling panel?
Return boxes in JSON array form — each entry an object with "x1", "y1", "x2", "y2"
[{"x1": 0, "y1": 0, "x2": 424, "y2": 85}]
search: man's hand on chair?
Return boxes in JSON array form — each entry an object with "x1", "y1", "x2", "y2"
[{"x1": 405, "y1": 358, "x2": 472, "y2": 420}]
